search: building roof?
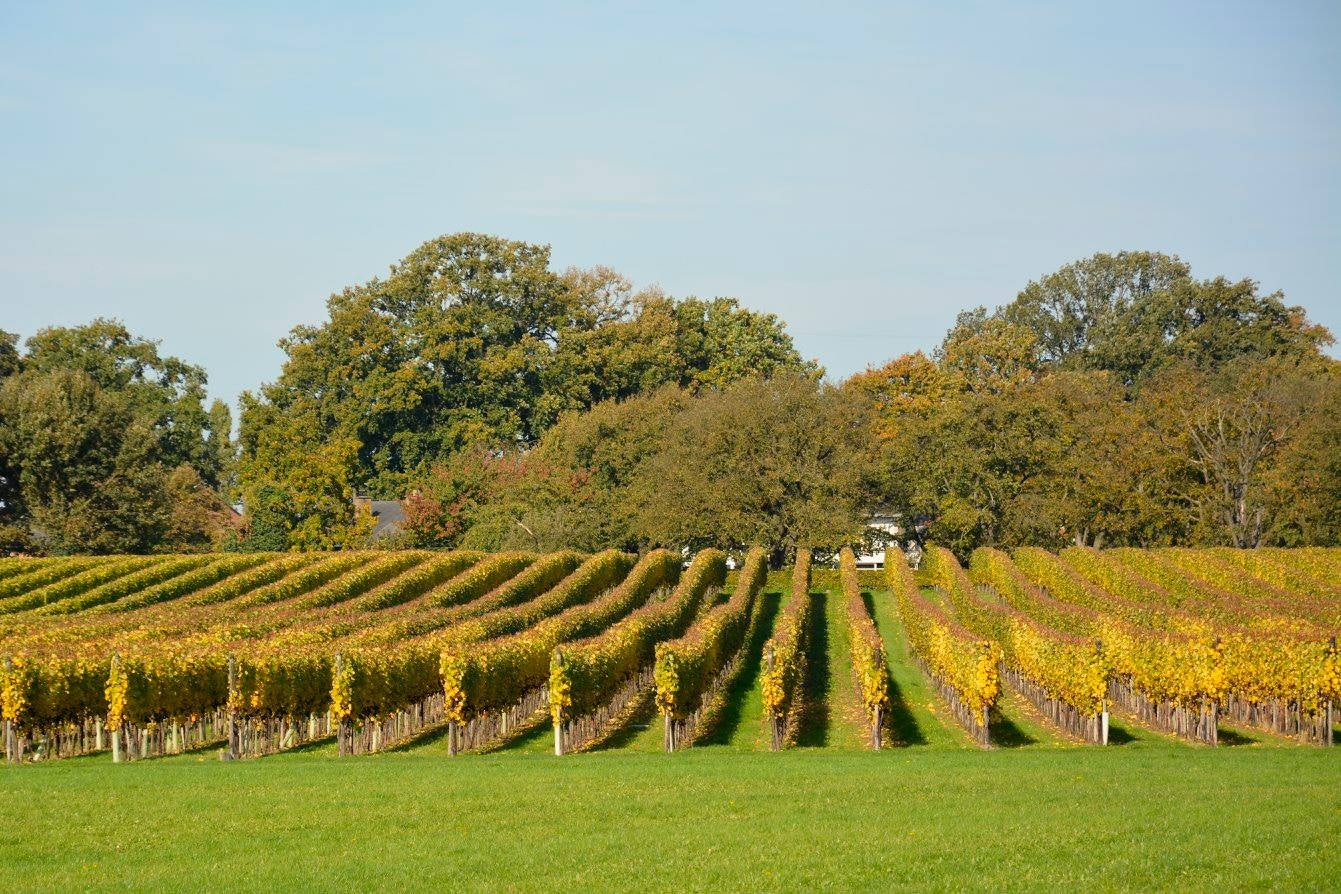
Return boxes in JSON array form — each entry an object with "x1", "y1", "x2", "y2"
[{"x1": 369, "y1": 500, "x2": 406, "y2": 538}]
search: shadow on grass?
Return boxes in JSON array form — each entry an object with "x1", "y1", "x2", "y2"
[
  {"x1": 482, "y1": 712, "x2": 552, "y2": 754},
  {"x1": 1217, "y1": 725, "x2": 1262, "y2": 747},
  {"x1": 1105, "y1": 720, "x2": 1137, "y2": 746},
  {"x1": 146, "y1": 732, "x2": 337, "y2": 762},
  {"x1": 794, "y1": 592, "x2": 830, "y2": 747},
  {"x1": 591, "y1": 696, "x2": 658, "y2": 752},
  {"x1": 276, "y1": 734, "x2": 337, "y2": 756},
  {"x1": 988, "y1": 708, "x2": 1038, "y2": 748},
  {"x1": 697, "y1": 591, "x2": 782, "y2": 746},
  {"x1": 383, "y1": 722, "x2": 450, "y2": 753},
  {"x1": 861, "y1": 591, "x2": 926, "y2": 747}
]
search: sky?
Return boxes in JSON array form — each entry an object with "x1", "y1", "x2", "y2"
[{"x1": 2, "y1": 1, "x2": 1338, "y2": 408}]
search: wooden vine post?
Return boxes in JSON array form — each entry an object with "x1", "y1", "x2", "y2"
[
  {"x1": 1094, "y1": 640, "x2": 1109, "y2": 746},
  {"x1": 552, "y1": 648, "x2": 565, "y2": 756},
  {"x1": 335, "y1": 652, "x2": 348, "y2": 758},
  {"x1": 1328, "y1": 639, "x2": 1337, "y2": 748},
  {"x1": 2, "y1": 655, "x2": 14, "y2": 764},
  {"x1": 109, "y1": 653, "x2": 123, "y2": 763},
  {"x1": 224, "y1": 653, "x2": 239, "y2": 761},
  {"x1": 765, "y1": 643, "x2": 780, "y2": 752}
]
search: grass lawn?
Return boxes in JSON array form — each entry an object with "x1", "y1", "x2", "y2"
[
  {"x1": 2, "y1": 747, "x2": 1338, "y2": 891},
  {"x1": 1, "y1": 589, "x2": 1337, "y2": 891}
]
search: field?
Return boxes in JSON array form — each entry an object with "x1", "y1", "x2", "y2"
[
  {"x1": 4, "y1": 747, "x2": 1338, "y2": 890},
  {"x1": 0, "y1": 546, "x2": 1338, "y2": 890}
]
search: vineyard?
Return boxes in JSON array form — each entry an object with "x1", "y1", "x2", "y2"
[{"x1": 0, "y1": 545, "x2": 1336, "y2": 764}]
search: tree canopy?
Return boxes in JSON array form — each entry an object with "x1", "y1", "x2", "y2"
[
  {"x1": 849, "y1": 252, "x2": 1339, "y2": 553},
  {"x1": 0, "y1": 322, "x2": 234, "y2": 554},
  {"x1": 394, "y1": 374, "x2": 863, "y2": 561},
  {"x1": 3, "y1": 240, "x2": 1337, "y2": 558},
  {"x1": 236, "y1": 232, "x2": 814, "y2": 549}
]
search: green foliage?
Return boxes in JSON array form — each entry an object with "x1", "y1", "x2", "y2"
[
  {"x1": 630, "y1": 375, "x2": 866, "y2": 557},
  {"x1": 1001, "y1": 251, "x2": 1191, "y2": 368},
  {"x1": 441, "y1": 549, "x2": 673, "y2": 721},
  {"x1": 31, "y1": 555, "x2": 218, "y2": 616},
  {"x1": 161, "y1": 464, "x2": 240, "y2": 553},
  {"x1": 838, "y1": 547, "x2": 889, "y2": 731},
  {"x1": 441, "y1": 550, "x2": 633, "y2": 648},
  {"x1": 240, "y1": 233, "x2": 814, "y2": 526},
  {"x1": 995, "y1": 251, "x2": 1331, "y2": 384},
  {"x1": 0, "y1": 321, "x2": 233, "y2": 555},
  {"x1": 20, "y1": 318, "x2": 216, "y2": 474},
  {"x1": 400, "y1": 373, "x2": 861, "y2": 559},
  {"x1": 349, "y1": 551, "x2": 492, "y2": 612},
  {"x1": 0, "y1": 556, "x2": 161, "y2": 615},
  {"x1": 96, "y1": 553, "x2": 272, "y2": 614},
  {"x1": 851, "y1": 251, "x2": 1339, "y2": 553},
  {"x1": 235, "y1": 395, "x2": 371, "y2": 551},
  {"x1": 0, "y1": 329, "x2": 18, "y2": 379},
  {"x1": 0, "y1": 369, "x2": 172, "y2": 554}
]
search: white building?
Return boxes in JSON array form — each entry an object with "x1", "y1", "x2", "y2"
[{"x1": 854, "y1": 510, "x2": 902, "y2": 569}]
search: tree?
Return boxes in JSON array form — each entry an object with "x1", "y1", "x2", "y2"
[
  {"x1": 0, "y1": 321, "x2": 227, "y2": 554},
  {"x1": 998, "y1": 370, "x2": 1190, "y2": 549},
  {"x1": 1180, "y1": 358, "x2": 1317, "y2": 548},
  {"x1": 21, "y1": 319, "x2": 217, "y2": 475},
  {"x1": 539, "y1": 291, "x2": 816, "y2": 428},
  {"x1": 249, "y1": 233, "x2": 575, "y2": 500},
  {"x1": 886, "y1": 384, "x2": 1060, "y2": 554},
  {"x1": 235, "y1": 395, "x2": 371, "y2": 551},
  {"x1": 0, "y1": 331, "x2": 23, "y2": 549},
  {"x1": 399, "y1": 387, "x2": 690, "y2": 551},
  {"x1": 629, "y1": 374, "x2": 865, "y2": 561},
  {"x1": 937, "y1": 311, "x2": 1040, "y2": 394},
  {"x1": 0, "y1": 369, "x2": 170, "y2": 554},
  {"x1": 204, "y1": 400, "x2": 238, "y2": 497},
  {"x1": 160, "y1": 464, "x2": 239, "y2": 552},
  {"x1": 1002, "y1": 251, "x2": 1191, "y2": 365},
  {"x1": 991, "y1": 252, "x2": 1332, "y2": 388},
  {"x1": 1264, "y1": 363, "x2": 1341, "y2": 545},
  {"x1": 241, "y1": 231, "x2": 814, "y2": 524},
  {"x1": 844, "y1": 352, "x2": 950, "y2": 435},
  {"x1": 0, "y1": 330, "x2": 19, "y2": 380},
  {"x1": 851, "y1": 252, "x2": 1338, "y2": 555}
]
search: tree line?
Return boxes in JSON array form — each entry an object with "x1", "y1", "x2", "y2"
[{"x1": 2, "y1": 235, "x2": 1336, "y2": 558}]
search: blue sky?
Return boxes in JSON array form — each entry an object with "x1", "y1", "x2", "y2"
[{"x1": 2, "y1": 2, "x2": 1338, "y2": 407}]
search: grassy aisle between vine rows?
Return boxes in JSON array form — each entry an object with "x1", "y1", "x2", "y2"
[
  {"x1": 864, "y1": 588, "x2": 967, "y2": 748},
  {"x1": 3, "y1": 747, "x2": 1338, "y2": 891},
  {"x1": 795, "y1": 587, "x2": 866, "y2": 749},
  {"x1": 696, "y1": 588, "x2": 785, "y2": 750}
]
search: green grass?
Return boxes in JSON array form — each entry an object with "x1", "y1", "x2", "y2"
[
  {"x1": 3, "y1": 747, "x2": 1338, "y2": 891},
  {"x1": 2, "y1": 588, "x2": 1338, "y2": 891},
  {"x1": 795, "y1": 588, "x2": 866, "y2": 749},
  {"x1": 866, "y1": 588, "x2": 968, "y2": 748},
  {"x1": 696, "y1": 589, "x2": 783, "y2": 750}
]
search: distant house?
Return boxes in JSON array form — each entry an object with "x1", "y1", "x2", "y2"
[
  {"x1": 354, "y1": 494, "x2": 406, "y2": 539},
  {"x1": 854, "y1": 510, "x2": 903, "y2": 569}
]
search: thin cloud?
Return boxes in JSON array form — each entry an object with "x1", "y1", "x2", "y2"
[{"x1": 502, "y1": 159, "x2": 693, "y2": 220}]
